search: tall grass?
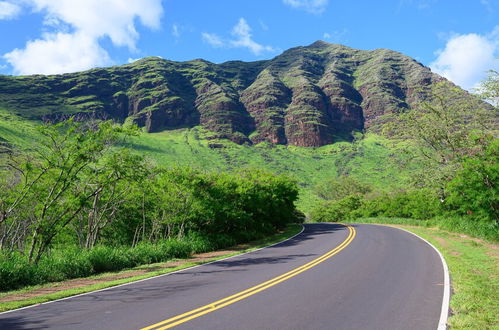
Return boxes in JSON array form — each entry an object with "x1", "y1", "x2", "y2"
[
  {"x1": 0, "y1": 233, "x2": 239, "y2": 292},
  {"x1": 344, "y1": 217, "x2": 499, "y2": 242}
]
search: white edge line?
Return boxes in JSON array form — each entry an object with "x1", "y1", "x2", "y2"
[
  {"x1": 0, "y1": 224, "x2": 305, "y2": 316},
  {"x1": 364, "y1": 224, "x2": 450, "y2": 330}
]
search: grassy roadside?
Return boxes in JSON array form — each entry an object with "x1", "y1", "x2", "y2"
[
  {"x1": 344, "y1": 219, "x2": 498, "y2": 329},
  {"x1": 0, "y1": 224, "x2": 303, "y2": 313}
]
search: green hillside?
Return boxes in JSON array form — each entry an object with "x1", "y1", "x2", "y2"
[{"x1": 0, "y1": 107, "x2": 418, "y2": 213}]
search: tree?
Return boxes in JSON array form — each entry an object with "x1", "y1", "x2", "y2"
[
  {"x1": 0, "y1": 119, "x2": 139, "y2": 263},
  {"x1": 445, "y1": 137, "x2": 498, "y2": 222},
  {"x1": 74, "y1": 150, "x2": 148, "y2": 249},
  {"x1": 314, "y1": 176, "x2": 372, "y2": 201},
  {"x1": 400, "y1": 80, "x2": 497, "y2": 190},
  {"x1": 475, "y1": 70, "x2": 499, "y2": 107}
]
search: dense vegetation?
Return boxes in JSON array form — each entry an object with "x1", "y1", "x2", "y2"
[
  {"x1": 311, "y1": 75, "x2": 498, "y2": 241},
  {"x1": 0, "y1": 120, "x2": 300, "y2": 291}
]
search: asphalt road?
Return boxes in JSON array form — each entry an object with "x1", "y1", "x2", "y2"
[{"x1": 0, "y1": 223, "x2": 447, "y2": 330}]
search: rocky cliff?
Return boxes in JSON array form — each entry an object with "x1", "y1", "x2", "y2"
[{"x1": 0, "y1": 41, "x2": 469, "y2": 146}]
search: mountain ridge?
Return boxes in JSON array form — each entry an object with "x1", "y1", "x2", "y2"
[{"x1": 0, "y1": 41, "x2": 468, "y2": 147}]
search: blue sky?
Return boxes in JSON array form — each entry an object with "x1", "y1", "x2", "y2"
[{"x1": 0, "y1": 0, "x2": 497, "y2": 90}]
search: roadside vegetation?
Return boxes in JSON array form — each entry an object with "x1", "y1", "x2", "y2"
[
  {"x1": 311, "y1": 76, "x2": 498, "y2": 242},
  {"x1": 0, "y1": 224, "x2": 302, "y2": 312},
  {"x1": 0, "y1": 119, "x2": 301, "y2": 291}
]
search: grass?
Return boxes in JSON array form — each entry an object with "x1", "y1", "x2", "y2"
[
  {"x1": 0, "y1": 224, "x2": 302, "y2": 313},
  {"x1": 344, "y1": 217, "x2": 498, "y2": 242},
  {"x1": 0, "y1": 108, "x2": 41, "y2": 148}
]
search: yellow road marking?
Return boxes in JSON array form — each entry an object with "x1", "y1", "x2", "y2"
[{"x1": 141, "y1": 224, "x2": 356, "y2": 330}]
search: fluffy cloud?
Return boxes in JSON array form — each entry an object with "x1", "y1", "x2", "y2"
[
  {"x1": 230, "y1": 18, "x2": 274, "y2": 55},
  {"x1": 202, "y1": 33, "x2": 224, "y2": 47},
  {"x1": 0, "y1": 1, "x2": 21, "y2": 20},
  {"x1": 4, "y1": 32, "x2": 111, "y2": 75},
  {"x1": 172, "y1": 24, "x2": 180, "y2": 38},
  {"x1": 430, "y1": 27, "x2": 498, "y2": 90},
  {"x1": 3, "y1": 0, "x2": 163, "y2": 75},
  {"x1": 202, "y1": 18, "x2": 275, "y2": 56},
  {"x1": 283, "y1": 0, "x2": 328, "y2": 14}
]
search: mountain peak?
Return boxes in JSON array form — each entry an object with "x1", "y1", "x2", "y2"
[{"x1": 309, "y1": 40, "x2": 331, "y2": 48}]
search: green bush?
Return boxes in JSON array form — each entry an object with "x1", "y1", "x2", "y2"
[
  {"x1": 310, "y1": 189, "x2": 441, "y2": 222},
  {"x1": 0, "y1": 253, "x2": 36, "y2": 291},
  {"x1": 445, "y1": 138, "x2": 498, "y2": 222},
  {"x1": 39, "y1": 248, "x2": 93, "y2": 281},
  {"x1": 88, "y1": 246, "x2": 132, "y2": 273},
  {"x1": 310, "y1": 195, "x2": 362, "y2": 222},
  {"x1": 435, "y1": 216, "x2": 499, "y2": 242},
  {"x1": 314, "y1": 176, "x2": 372, "y2": 201},
  {"x1": 157, "y1": 239, "x2": 192, "y2": 259}
]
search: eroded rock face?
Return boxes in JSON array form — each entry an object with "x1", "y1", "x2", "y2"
[
  {"x1": 240, "y1": 69, "x2": 290, "y2": 145},
  {"x1": 0, "y1": 41, "x2": 472, "y2": 146}
]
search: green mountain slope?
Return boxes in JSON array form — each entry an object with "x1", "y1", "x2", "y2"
[
  {"x1": 127, "y1": 127, "x2": 420, "y2": 211},
  {"x1": 0, "y1": 41, "x2": 476, "y2": 147}
]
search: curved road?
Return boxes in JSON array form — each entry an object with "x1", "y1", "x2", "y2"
[{"x1": 0, "y1": 223, "x2": 447, "y2": 329}]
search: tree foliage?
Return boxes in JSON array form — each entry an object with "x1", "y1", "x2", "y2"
[
  {"x1": 314, "y1": 176, "x2": 372, "y2": 201},
  {"x1": 0, "y1": 119, "x2": 300, "y2": 269},
  {"x1": 313, "y1": 72, "x2": 498, "y2": 234},
  {"x1": 445, "y1": 138, "x2": 498, "y2": 222}
]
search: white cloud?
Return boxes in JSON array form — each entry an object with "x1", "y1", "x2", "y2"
[
  {"x1": 4, "y1": 32, "x2": 111, "y2": 75},
  {"x1": 172, "y1": 24, "x2": 180, "y2": 38},
  {"x1": 0, "y1": 1, "x2": 21, "y2": 20},
  {"x1": 283, "y1": 0, "x2": 328, "y2": 14},
  {"x1": 430, "y1": 27, "x2": 499, "y2": 90},
  {"x1": 230, "y1": 18, "x2": 275, "y2": 55},
  {"x1": 127, "y1": 57, "x2": 140, "y2": 63},
  {"x1": 202, "y1": 18, "x2": 275, "y2": 56},
  {"x1": 3, "y1": 0, "x2": 164, "y2": 75},
  {"x1": 202, "y1": 32, "x2": 224, "y2": 47}
]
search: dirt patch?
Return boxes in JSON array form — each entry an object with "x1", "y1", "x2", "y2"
[
  {"x1": 0, "y1": 248, "x2": 246, "y2": 304},
  {"x1": 433, "y1": 236, "x2": 450, "y2": 249}
]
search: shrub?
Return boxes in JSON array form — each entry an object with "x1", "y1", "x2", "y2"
[
  {"x1": 88, "y1": 246, "x2": 132, "y2": 273},
  {"x1": 445, "y1": 139, "x2": 498, "y2": 222},
  {"x1": 311, "y1": 189, "x2": 441, "y2": 222}
]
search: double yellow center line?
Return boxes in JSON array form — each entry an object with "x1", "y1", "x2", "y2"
[{"x1": 142, "y1": 224, "x2": 356, "y2": 330}]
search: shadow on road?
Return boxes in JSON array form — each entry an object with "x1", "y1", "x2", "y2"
[
  {"x1": 0, "y1": 315, "x2": 43, "y2": 329},
  {"x1": 181, "y1": 223, "x2": 347, "y2": 273},
  {"x1": 273, "y1": 222, "x2": 346, "y2": 248}
]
